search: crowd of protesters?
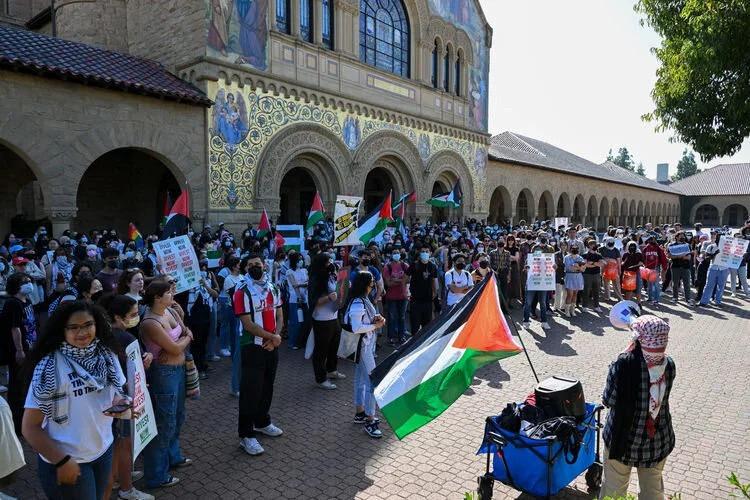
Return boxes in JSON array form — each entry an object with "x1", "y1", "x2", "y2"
[{"x1": 0, "y1": 215, "x2": 749, "y2": 499}]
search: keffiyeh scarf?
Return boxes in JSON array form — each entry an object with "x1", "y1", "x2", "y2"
[
  {"x1": 31, "y1": 339, "x2": 125, "y2": 424},
  {"x1": 625, "y1": 314, "x2": 669, "y2": 438}
]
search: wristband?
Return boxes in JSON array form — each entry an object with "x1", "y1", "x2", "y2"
[{"x1": 55, "y1": 455, "x2": 72, "y2": 468}]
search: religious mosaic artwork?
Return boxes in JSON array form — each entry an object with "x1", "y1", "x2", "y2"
[
  {"x1": 428, "y1": 0, "x2": 489, "y2": 131},
  {"x1": 208, "y1": 81, "x2": 487, "y2": 210},
  {"x1": 207, "y1": 0, "x2": 268, "y2": 71}
]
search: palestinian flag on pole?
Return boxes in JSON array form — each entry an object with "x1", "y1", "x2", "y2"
[
  {"x1": 394, "y1": 199, "x2": 409, "y2": 242},
  {"x1": 357, "y1": 192, "x2": 393, "y2": 245},
  {"x1": 305, "y1": 191, "x2": 325, "y2": 234},
  {"x1": 257, "y1": 209, "x2": 271, "y2": 239},
  {"x1": 206, "y1": 249, "x2": 222, "y2": 269},
  {"x1": 390, "y1": 191, "x2": 416, "y2": 227},
  {"x1": 127, "y1": 223, "x2": 145, "y2": 250},
  {"x1": 162, "y1": 190, "x2": 190, "y2": 238},
  {"x1": 426, "y1": 180, "x2": 462, "y2": 208},
  {"x1": 371, "y1": 274, "x2": 522, "y2": 439}
]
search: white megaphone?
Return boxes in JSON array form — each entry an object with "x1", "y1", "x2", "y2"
[{"x1": 609, "y1": 300, "x2": 642, "y2": 330}]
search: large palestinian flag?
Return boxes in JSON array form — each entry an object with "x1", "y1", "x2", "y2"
[
  {"x1": 371, "y1": 274, "x2": 522, "y2": 439},
  {"x1": 357, "y1": 192, "x2": 393, "y2": 245},
  {"x1": 162, "y1": 191, "x2": 190, "y2": 238},
  {"x1": 305, "y1": 191, "x2": 325, "y2": 233},
  {"x1": 426, "y1": 180, "x2": 462, "y2": 209}
]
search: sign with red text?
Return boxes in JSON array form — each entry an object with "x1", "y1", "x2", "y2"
[
  {"x1": 526, "y1": 253, "x2": 556, "y2": 291},
  {"x1": 714, "y1": 236, "x2": 749, "y2": 269},
  {"x1": 125, "y1": 341, "x2": 157, "y2": 461},
  {"x1": 153, "y1": 235, "x2": 200, "y2": 293}
]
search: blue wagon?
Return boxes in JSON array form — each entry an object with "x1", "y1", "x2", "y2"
[{"x1": 476, "y1": 403, "x2": 604, "y2": 499}]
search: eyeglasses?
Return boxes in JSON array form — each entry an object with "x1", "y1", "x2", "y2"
[
  {"x1": 65, "y1": 321, "x2": 96, "y2": 334},
  {"x1": 167, "y1": 279, "x2": 177, "y2": 285}
]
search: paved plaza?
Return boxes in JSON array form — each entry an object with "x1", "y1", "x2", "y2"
[{"x1": 7, "y1": 296, "x2": 749, "y2": 500}]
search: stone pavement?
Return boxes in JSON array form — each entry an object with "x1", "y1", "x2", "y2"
[{"x1": 6, "y1": 295, "x2": 750, "y2": 499}]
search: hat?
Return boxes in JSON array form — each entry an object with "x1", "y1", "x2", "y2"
[
  {"x1": 8, "y1": 244, "x2": 23, "y2": 255},
  {"x1": 12, "y1": 256, "x2": 29, "y2": 266}
]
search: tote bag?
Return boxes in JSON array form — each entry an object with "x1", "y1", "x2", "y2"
[{"x1": 622, "y1": 271, "x2": 637, "y2": 291}]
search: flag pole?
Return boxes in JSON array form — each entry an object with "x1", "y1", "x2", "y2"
[{"x1": 497, "y1": 281, "x2": 539, "y2": 383}]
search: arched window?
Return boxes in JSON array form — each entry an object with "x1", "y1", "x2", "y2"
[
  {"x1": 300, "y1": 0, "x2": 313, "y2": 42},
  {"x1": 455, "y1": 51, "x2": 462, "y2": 96},
  {"x1": 359, "y1": 0, "x2": 410, "y2": 78},
  {"x1": 443, "y1": 46, "x2": 450, "y2": 92},
  {"x1": 276, "y1": 0, "x2": 291, "y2": 34},
  {"x1": 431, "y1": 40, "x2": 439, "y2": 88},
  {"x1": 322, "y1": 0, "x2": 334, "y2": 49}
]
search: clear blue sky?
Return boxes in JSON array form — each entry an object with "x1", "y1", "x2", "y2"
[{"x1": 479, "y1": 0, "x2": 750, "y2": 178}]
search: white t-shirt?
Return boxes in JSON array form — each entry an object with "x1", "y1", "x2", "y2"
[
  {"x1": 221, "y1": 273, "x2": 243, "y2": 298},
  {"x1": 445, "y1": 268, "x2": 473, "y2": 307},
  {"x1": 24, "y1": 363, "x2": 122, "y2": 463},
  {"x1": 0, "y1": 397, "x2": 25, "y2": 478},
  {"x1": 287, "y1": 268, "x2": 309, "y2": 303},
  {"x1": 312, "y1": 277, "x2": 339, "y2": 321}
]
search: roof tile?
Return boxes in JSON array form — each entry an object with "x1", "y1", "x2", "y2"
[{"x1": 669, "y1": 163, "x2": 750, "y2": 196}]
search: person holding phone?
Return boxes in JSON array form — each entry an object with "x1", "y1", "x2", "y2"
[{"x1": 22, "y1": 300, "x2": 129, "y2": 500}]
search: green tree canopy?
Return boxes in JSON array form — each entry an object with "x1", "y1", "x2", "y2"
[
  {"x1": 636, "y1": 0, "x2": 750, "y2": 161},
  {"x1": 671, "y1": 148, "x2": 701, "y2": 181},
  {"x1": 609, "y1": 147, "x2": 635, "y2": 171},
  {"x1": 636, "y1": 162, "x2": 646, "y2": 176}
]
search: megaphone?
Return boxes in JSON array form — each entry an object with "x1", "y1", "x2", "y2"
[{"x1": 609, "y1": 300, "x2": 641, "y2": 330}]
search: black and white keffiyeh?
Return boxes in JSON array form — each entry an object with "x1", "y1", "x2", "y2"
[{"x1": 31, "y1": 338, "x2": 125, "y2": 424}]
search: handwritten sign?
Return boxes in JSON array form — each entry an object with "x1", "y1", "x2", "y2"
[
  {"x1": 153, "y1": 235, "x2": 200, "y2": 293},
  {"x1": 526, "y1": 253, "x2": 556, "y2": 291},
  {"x1": 714, "y1": 236, "x2": 749, "y2": 269},
  {"x1": 334, "y1": 196, "x2": 362, "y2": 247},
  {"x1": 554, "y1": 217, "x2": 569, "y2": 230},
  {"x1": 125, "y1": 341, "x2": 157, "y2": 461},
  {"x1": 667, "y1": 243, "x2": 690, "y2": 257}
]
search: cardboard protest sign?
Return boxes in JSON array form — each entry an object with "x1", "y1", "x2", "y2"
[
  {"x1": 526, "y1": 253, "x2": 556, "y2": 291},
  {"x1": 153, "y1": 236, "x2": 200, "y2": 293},
  {"x1": 714, "y1": 236, "x2": 749, "y2": 269},
  {"x1": 334, "y1": 196, "x2": 362, "y2": 247},
  {"x1": 126, "y1": 341, "x2": 157, "y2": 461}
]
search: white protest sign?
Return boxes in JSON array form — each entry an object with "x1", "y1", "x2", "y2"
[
  {"x1": 334, "y1": 195, "x2": 362, "y2": 247},
  {"x1": 554, "y1": 217, "x2": 569, "y2": 230},
  {"x1": 126, "y1": 341, "x2": 157, "y2": 461},
  {"x1": 526, "y1": 253, "x2": 556, "y2": 291},
  {"x1": 153, "y1": 235, "x2": 200, "y2": 293},
  {"x1": 714, "y1": 236, "x2": 749, "y2": 269}
]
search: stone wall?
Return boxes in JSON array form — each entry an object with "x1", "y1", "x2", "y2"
[
  {"x1": 0, "y1": 71, "x2": 207, "y2": 236},
  {"x1": 55, "y1": 0, "x2": 129, "y2": 52}
]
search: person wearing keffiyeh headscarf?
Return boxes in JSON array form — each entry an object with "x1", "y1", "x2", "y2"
[
  {"x1": 21, "y1": 300, "x2": 127, "y2": 500},
  {"x1": 600, "y1": 314, "x2": 676, "y2": 500}
]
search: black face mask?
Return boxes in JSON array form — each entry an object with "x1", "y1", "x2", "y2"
[
  {"x1": 628, "y1": 247, "x2": 636, "y2": 254},
  {"x1": 249, "y1": 266, "x2": 264, "y2": 280},
  {"x1": 571, "y1": 248, "x2": 579, "y2": 254},
  {"x1": 360, "y1": 258, "x2": 371, "y2": 267},
  {"x1": 539, "y1": 239, "x2": 548, "y2": 245},
  {"x1": 106, "y1": 260, "x2": 118, "y2": 269},
  {"x1": 454, "y1": 262, "x2": 466, "y2": 270},
  {"x1": 90, "y1": 291, "x2": 103, "y2": 302},
  {"x1": 479, "y1": 261, "x2": 489, "y2": 269}
]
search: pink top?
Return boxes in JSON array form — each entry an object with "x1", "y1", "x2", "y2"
[{"x1": 143, "y1": 311, "x2": 183, "y2": 362}]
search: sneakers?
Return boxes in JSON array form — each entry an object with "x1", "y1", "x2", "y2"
[
  {"x1": 521, "y1": 321, "x2": 531, "y2": 328},
  {"x1": 240, "y1": 437, "x2": 264, "y2": 456},
  {"x1": 219, "y1": 349, "x2": 231, "y2": 357},
  {"x1": 541, "y1": 322, "x2": 551, "y2": 330},
  {"x1": 118, "y1": 488, "x2": 154, "y2": 500},
  {"x1": 131, "y1": 470, "x2": 144, "y2": 482},
  {"x1": 688, "y1": 299, "x2": 696, "y2": 306},
  {"x1": 255, "y1": 423, "x2": 283, "y2": 437},
  {"x1": 327, "y1": 371, "x2": 347, "y2": 380},
  {"x1": 208, "y1": 355, "x2": 221, "y2": 362},
  {"x1": 318, "y1": 380, "x2": 337, "y2": 390},
  {"x1": 364, "y1": 420, "x2": 383, "y2": 438},
  {"x1": 354, "y1": 412, "x2": 379, "y2": 424},
  {"x1": 594, "y1": 307, "x2": 602, "y2": 313}
]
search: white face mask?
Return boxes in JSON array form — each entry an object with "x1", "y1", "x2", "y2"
[{"x1": 20, "y1": 282, "x2": 35, "y2": 296}]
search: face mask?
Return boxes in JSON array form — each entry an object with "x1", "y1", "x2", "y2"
[
  {"x1": 80, "y1": 237, "x2": 88, "y2": 244},
  {"x1": 125, "y1": 251, "x2": 135, "y2": 259},
  {"x1": 628, "y1": 247, "x2": 636, "y2": 254},
  {"x1": 0, "y1": 262, "x2": 5, "y2": 273},
  {"x1": 360, "y1": 258, "x2": 371, "y2": 267},
  {"x1": 454, "y1": 262, "x2": 465, "y2": 270},
  {"x1": 477, "y1": 246, "x2": 485, "y2": 253},
  {"x1": 20, "y1": 282, "x2": 35, "y2": 296},
  {"x1": 87, "y1": 249, "x2": 97, "y2": 258},
  {"x1": 479, "y1": 261, "x2": 489, "y2": 269},
  {"x1": 91, "y1": 290, "x2": 103, "y2": 302},
  {"x1": 539, "y1": 239, "x2": 547, "y2": 245},
  {"x1": 607, "y1": 242, "x2": 615, "y2": 248},
  {"x1": 571, "y1": 248, "x2": 579, "y2": 254},
  {"x1": 420, "y1": 252, "x2": 429, "y2": 262},
  {"x1": 391, "y1": 254, "x2": 401, "y2": 262},
  {"x1": 56, "y1": 256, "x2": 67, "y2": 265},
  {"x1": 106, "y1": 260, "x2": 118, "y2": 269},
  {"x1": 124, "y1": 316, "x2": 140, "y2": 329},
  {"x1": 296, "y1": 260, "x2": 304, "y2": 269},
  {"x1": 249, "y1": 266, "x2": 264, "y2": 280}
]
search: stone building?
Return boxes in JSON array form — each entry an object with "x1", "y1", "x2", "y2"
[
  {"x1": 670, "y1": 163, "x2": 750, "y2": 227},
  {"x1": 0, "y1": 0, "x2": 746, "y2": 238}
]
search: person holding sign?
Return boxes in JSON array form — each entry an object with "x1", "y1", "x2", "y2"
[
  {"x1": 698, "y1": 244, "x2": 729, "y2": 307},
  {"x1": 22, "y1": 301, "x2": 129, "y2": 500},
  {"x1": 666, "y1": 232, "x2": 693, "y2": 305},
  {"x1": 562, "y1": 242, "x2": 585, "y2": 317},
  {"x1": 102, "y1": 294, "x2": 154, "y2": 500}
]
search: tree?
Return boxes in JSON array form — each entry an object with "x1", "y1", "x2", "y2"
[
  {"x1": 610, "y1": 147, "x2": 635, "y2": 171},
  {"x1": 636, "y1": 162, "x2": 646, "y2": 176},
  {"x1": 636, "y1": 0, "x2": 750, "y2": 161},
  {"x1": 671, "y1": 148, "x2": 701, "y2": 181}
]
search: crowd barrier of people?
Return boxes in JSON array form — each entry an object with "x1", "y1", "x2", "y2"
[{"x1": 1, "y1": 216, "x2": 749, "y2": 499}]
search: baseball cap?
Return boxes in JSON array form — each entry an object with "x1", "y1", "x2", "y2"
[
  {"x1": 8, "y1": 244, "x2": 23, "y2": 255},
  {"x1": 12, "y1": 256, "x2": 30, "y2": 266}
]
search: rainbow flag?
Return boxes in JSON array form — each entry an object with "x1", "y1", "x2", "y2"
[
  {"x1": 128, "y1": 223, "x2": 145, "y2": 250},
  {"x1": 371, "y1": 274, "x2": 521, "y2": 439}
]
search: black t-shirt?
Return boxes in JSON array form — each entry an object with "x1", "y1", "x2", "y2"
[
  {"x1": 406, "y1": 261, "x2": 438, "y2": 302},
  {"x1": 583, "y1": 250, "x2": 602, "y2": 275},
  {"x1": 0, "y1": 297, "x2": 36, "y2": 362},
  {"x1": 112, "y1": 327, "x2": 137, "y2": 374}
]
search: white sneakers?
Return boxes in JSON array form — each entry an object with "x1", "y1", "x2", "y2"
[
  {"x1": 255, "y1": 423, "x2": 283, "y2": 437},
  {"x1": 319, "y1": 380, "x2": 337, "y2": 390},
  {"x1": 327, "y1": 371, "x2": 347, "y2": 380},
  {"x1": 541, "y1": 322, "x2": 551, "y2": 330},
  {"x1": 219, "y1": 349, "x2": 231, "y2": 357},
  {"x1": 240, "y1": 437, "x2": 264, "y2": 456},
  {"x1": 522, "y1": 321, "x2": 531, "y2": 328},
  {"x1": 118, "y1": 488, "x2": 154, "y2": 500}
]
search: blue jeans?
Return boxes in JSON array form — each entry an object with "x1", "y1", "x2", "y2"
[
  {"x1": 287, "y1": 302, "x2": 305, "y2": 348},
  {"x1": 353, "y1": 358, "x2": 376, "y2": 417},
  {"x1": 523, "y1": 290, "x2": 548, "y2": 322},
  {"x1": 230, "y1": 319, "x2": 242, "y2": 393},
  {"x1": 647, "y1": 267, "x2": 661, "y2": 302},
  {"x1": 144, "y1": 364, "x2": 186, "y2": 488},
  {"x1": 386, "y1": 299, "x2": 407, "y2": 340},
  {"x1": 218, "y1": 297, "x2": 235, "y2": 351},
  {"x1": 38, "y1": 443, "x2": 113, "y2": 499},
  {"x1": 700, "y1": 267, "x2": 729, "y2": 305}
]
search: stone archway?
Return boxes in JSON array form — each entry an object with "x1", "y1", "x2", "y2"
[
  {"x1": 620, "y1": 199, "x2": 629, "y2": 226},
  {"x1": 537, "y1": 190, "x2": 554, "y2": 221},
  {"x1": 488, "y1": 185, "x2": 512, "y2": 225},
  {"x1": 599, "y1": 197, "x2": 610, "y2": 229},
  {"x1": 354, "y1": 130, "x2": 422, "y2": 197},
  {"x1": 694, "y1": 204, "x2": 719, "y2": 226},
  {"x1": 0, "y1": 140, "x2": 47, "y2": 238},
  {"x1": 256, "y1": 123, "x2": 350, "y2": 218},
  {"x1": 515, "y1": 188, "x2": 535, "y2": 224},
  {"x1": 611, "y1": 198, "x2": 619, "y2": 227},
  {"x1": 75, "y1": 148, "x2": 180, "y2": 234},
  {"x1": 723, "y1": 204, "x2": 749, "y2": 227},
  {"x1": 573, "y1": 194, "x2": 585, "y2": 225},
  {"x1": 557, "y1": 192, "x2": 571, "y2": 218},
  {"x1": 429, "y1": 170, "x2": 463, "y2": 222},
  {"x1": 587, "y1": 195, "x2": 598, "y2": 229},
  {"x1": 426, "y1": 150, "x2": 476, "y2": 218}
]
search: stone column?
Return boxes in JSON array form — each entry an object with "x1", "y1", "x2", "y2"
[
  {"x1": 314, "y1": 0, "x2": 323, "y2": 44},
  {"x1": 291, "y1": 0, "x2": 300, "y2": 37},
  {"x1": 269, "y1": 0, "x2": 277, "y2": 31},
  {"x1": 47, "y1": 208, "x2": 77, "y2": 237}
]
